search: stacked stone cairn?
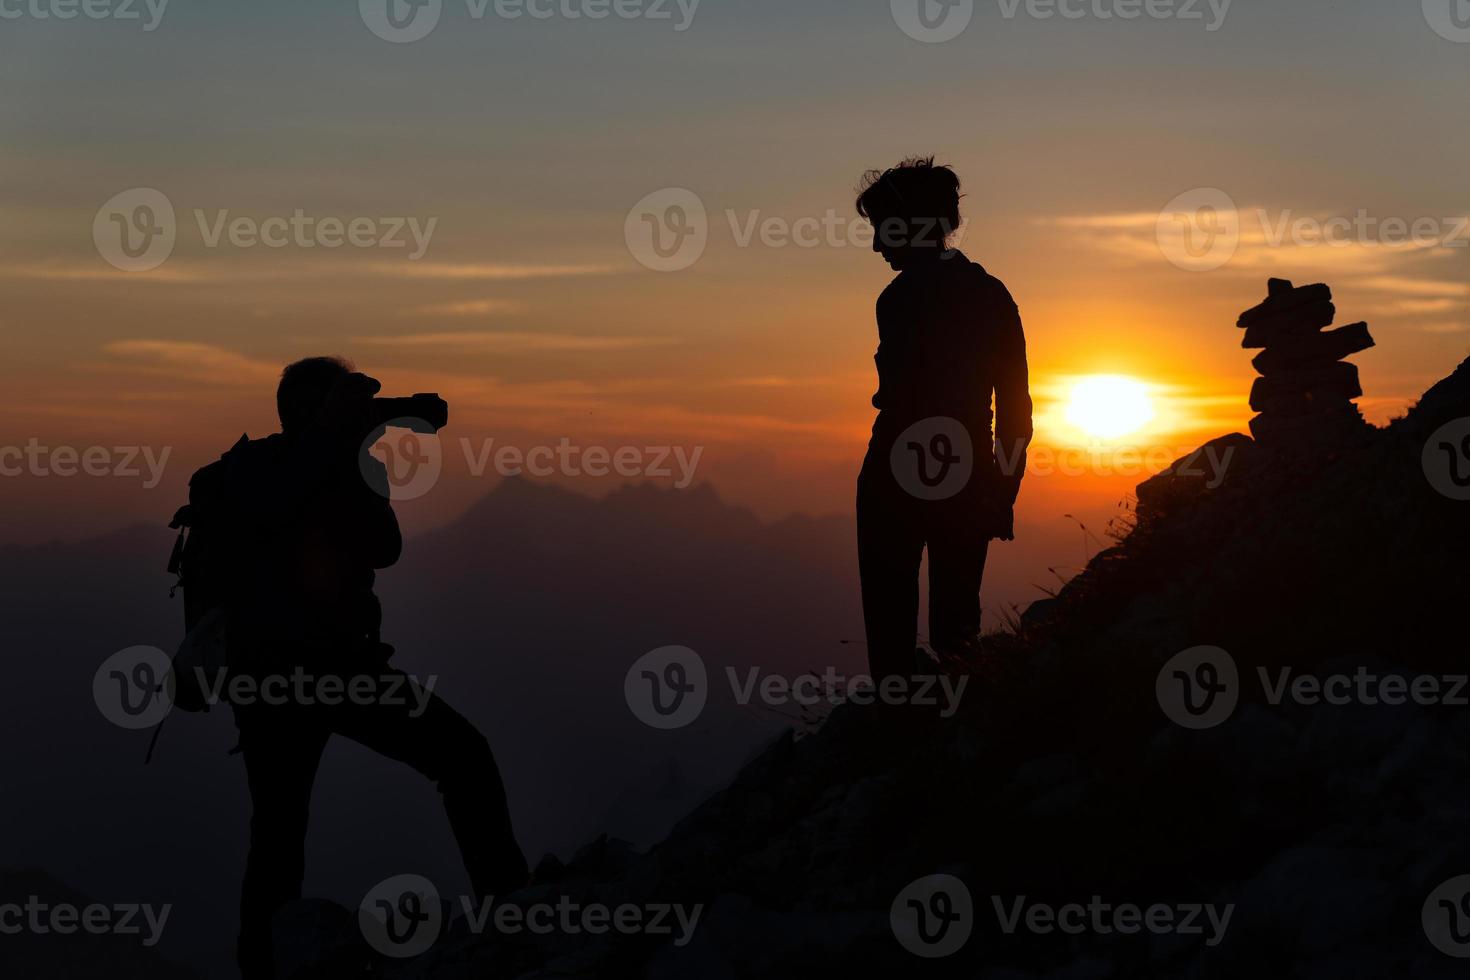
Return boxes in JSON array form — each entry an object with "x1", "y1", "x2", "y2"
[{"x1": 1240, "y1": 278, "x2": 1375, "y2": 446}]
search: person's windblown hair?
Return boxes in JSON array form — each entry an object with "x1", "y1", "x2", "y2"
[{"x1": 854, "y1": 156, "x2": 963, "y2": 236}]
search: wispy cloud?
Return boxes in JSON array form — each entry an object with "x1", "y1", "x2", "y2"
[
  {"x1": 1043, "y1": 209, "x2": 1469, "y2": 276},
  {"x1": 98, "y1": 340, "x2": 280, "y2": 382},
  {"x1": 715, "y1": 376, "x2": 838, "y2": 388},
  {"x1": 7, "y1": 263, "x2": 209, "y2": 283},
  {"x1": 352, "y1": 331, "x2": 675, "y2": 353},
  {"x1": 7, "y1": 260, "x2": 619, "y2": 286},
  {"x1": 408, "y1": 299, "x2": 525, "y2": 317},
  {"x1": 370, "y1": 263, "x2": 619, "y2": 281},
  {"x1": 1355, "y1": 275, "x2": 1470, "y2": 297}
]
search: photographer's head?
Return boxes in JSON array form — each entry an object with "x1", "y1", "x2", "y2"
[
  {"x1": 277, "y1": 356, "x2": 354, "y2": 434},
  {"x1": 856, "y1": 157, "x2": 963, "y2": 271}
]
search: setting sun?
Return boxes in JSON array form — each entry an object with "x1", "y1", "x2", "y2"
[{"x1": 1064, "y1": 375, "x2": 1157, "y2": 440}]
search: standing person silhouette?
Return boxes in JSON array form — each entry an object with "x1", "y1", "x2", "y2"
[
  {"x1": 191, "y1": 357, "x2": 528, "y2": 978},
  {"x1": 855, "y1": 158, "x2": 1033, "y2": 683}
]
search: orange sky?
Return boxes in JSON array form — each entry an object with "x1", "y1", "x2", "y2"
[{"x1": 3, "y1": 0, "x2": 1467, "y2": 619}]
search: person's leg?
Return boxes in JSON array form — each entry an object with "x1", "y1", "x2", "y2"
[
  {"x1": 236, "y1": 707, "x2": 328, "y2": 979},
  {"x1": 857, "y1": 460, "x2": 926, "y2": 683},
  {"x1": 927, "y1": 526, "x2": 991, "y2": 655},
  {"x1": 326, "y1": 674, "x2": 528, "y2": 899}
]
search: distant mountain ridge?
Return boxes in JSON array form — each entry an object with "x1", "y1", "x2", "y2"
[{"x1": 0, "y1": 477, "x2": 861, "y2": 978}]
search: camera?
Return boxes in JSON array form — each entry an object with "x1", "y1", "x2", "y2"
[{"x1": 369, "y1": 393, "x2": 449, "y2": 434}]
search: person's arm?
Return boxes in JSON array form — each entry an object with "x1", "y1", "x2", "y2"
[
  {"x1": 993, "y1": 293, "x2": 1034, "y2": 507},
  {"x1": 872, "y1": 291, "x2": 894, "y2": 410},
  {"x1": 345, "y1": 456, "x2": 403, "y2": 569},
  {"x1": 872, "y1": 281, "x2": 914, "y2": 413}
]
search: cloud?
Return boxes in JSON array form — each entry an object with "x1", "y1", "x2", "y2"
[
  {"x1": 715, "y1": 376, "x2": 838, "y2": 388},
  {"x1": 6, "y1": 263, "x2": 209, "y2": 283},
  {"x1": 370, "y1": 263, "x2": 619, "y2": 281},
  {"x1": 7, "y1": 260, "x2": 619, "y2": 286},
  {"x1": 98, "y1": 340, "x2": 281, "y2": 383},
  {"x1": 352, "y1": 331, "x2": 674, "y2": 353},
  {"x1": 409, "y1": 299, "x2": 525, "y2": 317},
  {"x1": 1355, "y1": 275, "x2": 1470, "y2": 297},
  {"x1": 1045, "y1": 207, "x2": 1467, "y2": 276},
  {"x1": 1043, "y1": 212, "x2": 1160, "y2": 231}
]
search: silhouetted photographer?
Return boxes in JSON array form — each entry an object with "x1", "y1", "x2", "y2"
[
  {"x1": 855, "y1": 158, "x2": 1033, "y2": 682},
  {"x1": 174, "y1": 357, "x2": 526, "y2": 978}
]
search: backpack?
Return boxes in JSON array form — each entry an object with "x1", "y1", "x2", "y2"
[{"x1": 146, "y1": 436, "x2": 249, "y2": 761}]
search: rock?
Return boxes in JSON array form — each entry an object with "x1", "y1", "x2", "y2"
[
  {"x1": 1248, "y1": 404, "x2": 1366, "y2": 447},
  {"x1": 271, "y1": 898, "x2": 368, "y2": 980},
  {"x1": 1240, "y1": 301, "x2": 1336, "y2": 348},
  {"x1": 1252, "y1": 321, "x2": 1375, "y2": 375},
  {"x1": 1237, "y1": 281, "x2": 1332, "y2": 327},
  {"x1": 1136, "y1": 433, "x2": 1254, "y2": 518},
  {"x1": 1249, "y1": 362, "x2": 1361, "y2": 412},
  {"x1": 1239, "y1": 279, "x2": 1373, "y2": 448}
]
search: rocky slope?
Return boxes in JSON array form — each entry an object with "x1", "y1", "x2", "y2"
[{"x1": 297, "y1": 353, "x2": 1470, "y2": 980}]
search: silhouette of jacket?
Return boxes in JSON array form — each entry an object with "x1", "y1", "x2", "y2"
[
  {"x1": 209, "y1": 432, "x2": 398, "y2": 668},
  {"x1": 870, "y1": 250, "x2": 1033, "y2": 511}
]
